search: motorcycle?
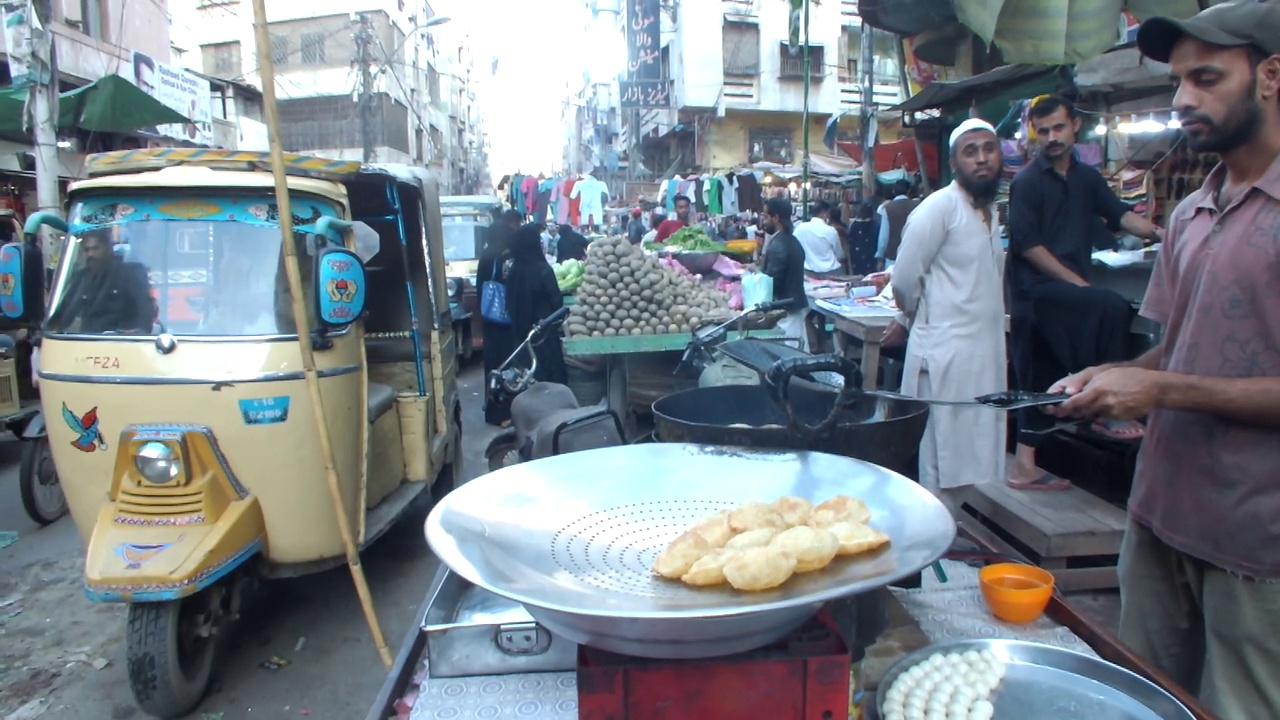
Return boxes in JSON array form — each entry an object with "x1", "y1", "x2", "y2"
[{"x1": 484, "y1": 307, "x2": 626, "y2": 471}]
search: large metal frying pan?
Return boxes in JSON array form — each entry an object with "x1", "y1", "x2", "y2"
[{"x1": 425, "y1": 444, "x2": 955, "y2": 659}]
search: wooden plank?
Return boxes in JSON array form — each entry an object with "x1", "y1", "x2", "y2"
[
  {"x1": 968, "y1": 482, "x2": 1126, "y2": 558},
  {"x1": 1053, "y1": 567, "x2": 1120, "y2": 593}
]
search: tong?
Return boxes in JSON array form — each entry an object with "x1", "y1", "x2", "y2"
[{"x1": 858, "y1": 389, "x2": 1071, "y2": 411}]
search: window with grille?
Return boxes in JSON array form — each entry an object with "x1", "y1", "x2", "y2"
[
  {"x1": 722, "y1": 21, "x2": 760, "y2": 76},
  {"x1": 778, "y1": 43, "x2": 824, "y2": 80},
  {"x1": 300, "y1": 32, "x2": 326, "y2": 65},
  {"x1": 270, "y1": 35, "x2": 289, "y2": 66},
  {"x1": 748, "y1": 129, "x2": 792, "y2": 164},
  {"x1": 201, "y1": 42, "x2": 241, "y2": 78}
]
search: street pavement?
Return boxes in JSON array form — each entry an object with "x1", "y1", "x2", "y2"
[{"x1": 0, "y1": 364, "x2": 497, "y2": 720}]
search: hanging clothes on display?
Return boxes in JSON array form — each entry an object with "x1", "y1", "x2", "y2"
[
  {"x1": 707, "y1": 175, "x2": 722, "y2": 215},
  {"x1": 510, "y1": 173, "x2": 527, "y2": 213},
  {"x1": 552, "y1": 179, "x2": 571, "y2": 225},
  {"x1": 737, "y1": 172, "x2": 763, "y2": 213},
  {"x1": 564, "y1": 176, "x2": 582, "y2": 226},
  {"x1": 534, "y1": 177, "x2": 556, "y2": 222},
  {"x1": 521, "y1": 175, "x2": 539, "y2": 217},
  {"x1": 571, "y1": 174, "x2": 609, "y2": 227},
  {"x1": 721, "y1": 174, "x2": 740, "y2": 215}
]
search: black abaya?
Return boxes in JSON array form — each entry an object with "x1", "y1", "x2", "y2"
[
  {"x1": 507, "y1": 225, "x2": 568, "y2": 385},
  {"x1": 479, "y1": 224, "x2": 516, "y2": 425}
]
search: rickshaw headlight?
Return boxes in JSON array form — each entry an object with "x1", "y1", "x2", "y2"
[
  {"x1": 446, "y1": 278, "x2": 460, "y2": 298},
  {"x1": 135, "y1": 441, "x2": 182, "y2": 484}
]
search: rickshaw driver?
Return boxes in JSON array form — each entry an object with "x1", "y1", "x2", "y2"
[{"x1": 48, "y1": 229, "x2": 155, "y2": 334}]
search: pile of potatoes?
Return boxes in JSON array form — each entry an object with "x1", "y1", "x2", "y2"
[{"x1": 564, "y1": 235, "x2": 730, "y2": 338}]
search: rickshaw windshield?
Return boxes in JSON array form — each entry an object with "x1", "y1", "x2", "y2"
[
  {"x1": 45, "y1": 193, "x2": 341, "y2": 337},
  {"x1": 441, "y1": 214, "x2": 487, "y2": 262}
]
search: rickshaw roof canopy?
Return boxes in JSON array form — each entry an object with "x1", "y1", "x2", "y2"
[{"x1": 84, "y1": 148, "x2": 365, "y2": 181}]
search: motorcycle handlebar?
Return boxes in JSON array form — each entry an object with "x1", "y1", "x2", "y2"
[{"x1": 535, "y1": 306, "x2": 571, "y2": 335}]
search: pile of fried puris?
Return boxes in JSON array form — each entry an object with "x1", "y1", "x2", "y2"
[{"x1": 652, "y1": 495, "x2": 890, "y2": 592}]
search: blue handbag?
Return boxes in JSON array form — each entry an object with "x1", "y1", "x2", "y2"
[{"x1": 480, "y1": 258, "x2": 511, "y2": 324}]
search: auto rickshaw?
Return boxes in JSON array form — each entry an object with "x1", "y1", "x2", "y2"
[
  {"x1": 6, "y1": 148, "x2": 462, "y2": 719},
  {"x1": 440, "y1": 194, "x2": 502, "y2": 362}
]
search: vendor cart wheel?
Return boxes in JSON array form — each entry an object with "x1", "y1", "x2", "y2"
[
  {"x1": 486, "y1": 435, "x2": 521, "y2": 472},
  {"x1": 126, "y1": 586, "x2": 224, "y2": 719},
  {"x1": 19, "y1": 436, "x2": 67, "y2": 526}
]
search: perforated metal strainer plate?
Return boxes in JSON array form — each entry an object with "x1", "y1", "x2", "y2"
[{"x1": 427, "y1": 443, "x2": 954, "y2": 619}]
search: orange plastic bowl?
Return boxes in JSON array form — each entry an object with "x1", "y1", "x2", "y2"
[{"x1": 979, "y1": 562, "x2": 1055, "y2": 624}]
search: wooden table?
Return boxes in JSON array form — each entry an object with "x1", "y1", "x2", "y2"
[{"x1": 806, "y1": 297, "x2": 897, "y2": 391}]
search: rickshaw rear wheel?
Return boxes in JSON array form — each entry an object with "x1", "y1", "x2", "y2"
[
  {"x1": 19, "y1": 436, "x2": 67, "y2": 525},
  {"x1": 126, "y1": 585, "x2": 224, "y2": 719},
  {"x1": 433, "y1": 404, "x2": 464, "y2": 502}
]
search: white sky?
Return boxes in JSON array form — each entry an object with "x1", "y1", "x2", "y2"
[{"x1": 433, "y1": 0, "x2": 616, "y2": 177}]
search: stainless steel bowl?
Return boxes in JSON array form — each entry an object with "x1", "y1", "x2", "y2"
[
  {"x1": 425, "y1": 443, "x2": 955, "y2": 659},
  {"x1": 674, "y1": 251, "x2": 721, "y2": 274}
]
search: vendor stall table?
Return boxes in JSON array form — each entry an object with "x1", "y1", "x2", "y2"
[{"x1": 563, "y1": 330, "x2": 785, "y2": 437}]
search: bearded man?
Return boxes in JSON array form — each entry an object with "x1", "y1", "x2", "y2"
[
  {"x1": 1051, "y1": 4, "x2": 1280, "y2": 717},
  {"x1": 888, "y1": 119, "x2": 1007, "y2": 511}
]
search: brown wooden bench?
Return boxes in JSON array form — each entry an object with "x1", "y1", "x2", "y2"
[{"x1": 959, "y1": 480, "x2": 1128, "y2": 592}]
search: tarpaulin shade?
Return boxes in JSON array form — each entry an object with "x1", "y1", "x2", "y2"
[
  {"x1": 0, "y1": 74, "x2": 192, "y2": 135},
  {"x1": 838, "y1": 139, "x2": 941, "y2": 178},
  {"x1": 953, "y1": 0, "x2": 1202, "y2": 64}
]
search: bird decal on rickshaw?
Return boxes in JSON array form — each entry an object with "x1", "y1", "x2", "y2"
[{"x1": 63, "y1": 402, "x2": 108, "y2": 453}]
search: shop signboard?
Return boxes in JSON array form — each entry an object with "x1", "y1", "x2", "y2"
[
  {"x1": 625, "y1": 0, "x2": 661, "y2": 81},
  {"x1": 128, "y1": 50, "x2": 215, "y2": 147},
  {"x1": 620, "y1": 79, "x2": 670, "y2": 109},
  {"x1": 1, "y1": 0, "x2": 34, "y2": 86}
]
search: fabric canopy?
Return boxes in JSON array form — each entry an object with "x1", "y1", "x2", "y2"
[
  {"x1": 0, "y1": 74, "x2": 192, "y2": 135},
  {"x1": 953, "y1": 0, "x2": 1202, "y2": 65}
]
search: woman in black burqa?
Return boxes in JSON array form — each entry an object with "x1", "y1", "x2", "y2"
[
  {"x1": 505, "y1": 223, "x2": 568, "y2": 385},
  {"x1": 479, "y1": 209, "x2": 523, "y2": 425}
]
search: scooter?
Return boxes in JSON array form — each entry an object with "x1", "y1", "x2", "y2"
[{"x1": 484, "y1": 307, "x2": 626, "y2": 471}]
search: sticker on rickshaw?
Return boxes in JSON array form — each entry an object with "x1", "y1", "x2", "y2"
[
  {"x1": 62, "y1": 402, "x2": 108, "y2": 453},
  {"x1": 238, "y1": 396, "x2": 291, "y2": 425},
  {"x1": 115, "y1": 539, "x2": 179, "y2": 570}
]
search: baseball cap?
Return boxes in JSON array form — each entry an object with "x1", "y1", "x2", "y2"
[{"x1": 1137, "y1": 1, "x2": 1280, "y2": 63}]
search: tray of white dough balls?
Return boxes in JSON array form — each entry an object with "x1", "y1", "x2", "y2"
[{"x1": 875, "y1": 639, "x2": 1195, "y2": 720}]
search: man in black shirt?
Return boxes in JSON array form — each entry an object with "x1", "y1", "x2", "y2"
[
  {"x1": 760, "y1": 196, "x2": 808, "y2": 349},
  {"x1": 1007, "y1": 95, "x2": 1163, "y2": 489},
  {"x1": 51, "y1": 231, "x2": 154, "y2": 334}
]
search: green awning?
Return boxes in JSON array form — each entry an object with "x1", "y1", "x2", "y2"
[
  {"x1": 0, "y1": 74, "x2": 192, "y2": 135},
  {"x1": 954, "y1": 0, "x2": 1202, "y2": 64}
]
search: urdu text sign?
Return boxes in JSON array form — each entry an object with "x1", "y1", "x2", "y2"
[
  {"x1": 626, "y1": 0, "x2": 662, "y2": 81},
  {"x1": 620, "y1": 80, "x2": 671, "y2": 109}
]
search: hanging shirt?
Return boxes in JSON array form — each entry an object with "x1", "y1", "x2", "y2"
[
  {"x1": 737, "y1": 173, "x2": 763, "y2": 213},
  {"x1": 666, "y1": 177, "x2": 679, "y2": 212},
  {"x1": 571, "y1": 176, "x2": 609, "y2": 226},
  {"x1": 721, "y1": 175, "x2": 740, "y2": 215},
  {"x1": 552, "y1": 179, "x2": 571, "y2": 225},
  {"x1": 521, "y1": 176, "x2": 539, "y2": 216},
  {"x1": 891, "y1": 181, "x2": 1007, "y2": 493},
  {"x1": 533, "y1": 179, "x2": 556, "y2": 222},
  {"x1": 707, "y1": 177, "x2": 723, "y2": 215},
  {"x1": 510, "y1": 173, "x2": 525, "y2": 212},
  {"x1": 562, "y1": 178, "x2": 580, "y2": 226}
]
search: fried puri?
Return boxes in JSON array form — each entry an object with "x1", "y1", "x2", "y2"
[
  {"x1": 652, "y1": 530, "x2": 712, "y2": 579},
  {"x1": 722, "y1": 546, "x2": 798, "y2": 591},
  {"x1": 691, "y1": 510, "x2": 734, "y2": 548},
  {"x1": 771, "y1": 525, "x2": 840, "y2": 572},
  {"x1": 728, "y1": 502, "x2": 787, "y2": 533},
  {"x1": 771, "y1": 496, "x2": 814, "y2": 527},
  {"x1": 809, "y1": 495, "x2": 872, "y2": 527},
  {"x1": 681, "y1": 548, "x2": 737, "y2": 586},
  {"x1": 827, "y1": 521, "x2": 891, "y2": 556},
  {"x1": 725, "y1": 527, "x2": 781, "y2": 550}
]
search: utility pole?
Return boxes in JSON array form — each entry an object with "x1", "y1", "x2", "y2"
[
  {"x1": 800, "y1": 0, "x2": 810, "y2": 218},
  {"x1": 859, "y1": 19, "x2": 876, "y2": 202},
  {"x1": 29, "y1": 0, "x2": 59, "y2": 261},
  {"x1": 353, "y1": 13, "x2": 376, "y2": 164}
]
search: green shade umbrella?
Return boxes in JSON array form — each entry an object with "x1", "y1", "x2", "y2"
[
  {"x1": 954, "y1": 0, "x2": 1203, "y2": 64},
  {"x1": 0, "y1": 74, "x2": 192, "y2": 135}
]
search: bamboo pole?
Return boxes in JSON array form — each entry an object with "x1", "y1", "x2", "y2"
[{"x1": 249, "y1": 0, "x2": 393, "y2": 669}]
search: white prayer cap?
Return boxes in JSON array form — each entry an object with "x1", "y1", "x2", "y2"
[{"x1": 949, "y1": 118, "x2": 998, "y2": 149}]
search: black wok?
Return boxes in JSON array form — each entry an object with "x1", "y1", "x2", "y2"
[{"x1": 651, "y1": 383, "x2": 929, "y2": 480}]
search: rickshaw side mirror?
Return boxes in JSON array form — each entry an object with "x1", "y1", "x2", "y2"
[{"x1": 313, "y1": 246, "x2": 366, "y2": 328}]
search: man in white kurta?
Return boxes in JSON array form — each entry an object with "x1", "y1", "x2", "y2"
[{"x1": 890, "y1": 119, "x2": 1008, "y2": 508}]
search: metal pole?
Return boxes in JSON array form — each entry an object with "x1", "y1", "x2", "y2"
[
  {"x1": 800, "y1": 0, "x2": 810, "y2": 217},
  {"x1": 860, "y1": 20, "x2": 875, "y2": 202},
  {"x1": 355, "y1": 13, "x2": 375, "y2": 164},
  {"x1": 251, "y1": 0, "x2": 393, "y2": 669},
  {"x1": 30, "y1": 0, "x2": 59, "y2": 262}
]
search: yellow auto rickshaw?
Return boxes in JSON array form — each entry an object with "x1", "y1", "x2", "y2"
[{"x1": 5, "y1": 149, "x2": 462, "y2": 718}]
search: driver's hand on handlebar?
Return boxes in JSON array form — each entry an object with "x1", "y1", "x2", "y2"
[{"x1": 881, "y1": 320, "x2": 908, "y2": 348}]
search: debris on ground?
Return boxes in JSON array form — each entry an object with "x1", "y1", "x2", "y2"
[
  {"x1": 4, "y1": 696, "x2": 49, "y2": 720},
  {"x1": 258, "y1": 656, "x2": 290, "y2": 671},
  {"x1": 0, "y1": 532, "x2": 17, "y2": 550},
  {"x1": 294, "y1": 636, "x2": 306, "y2": 652}
]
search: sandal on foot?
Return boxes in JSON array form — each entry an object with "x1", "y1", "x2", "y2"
[
  {"x1": 1007, "y1": 472, "x2": 1071, "y2": 491},
  {"x1": 1091, "y1": 419, "x2": 1145, "y2": 441}
]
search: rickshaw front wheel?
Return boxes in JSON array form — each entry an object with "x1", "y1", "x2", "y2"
[
  {"x1": 126, "y1": 586, "x2": 223, "y2": 719},
  {"x1": 19, "y1": 436, "x2": 67, "y2": 525}
]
